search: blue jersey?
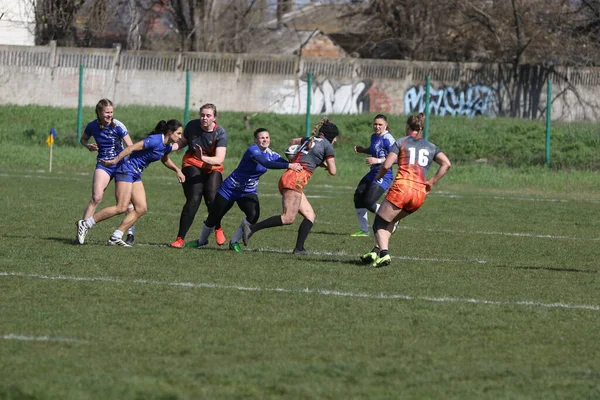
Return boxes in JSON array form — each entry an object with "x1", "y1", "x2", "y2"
[
  {"x1": 365, "y1": 131, "x2": 395, "y2": 189},
  {"x1": 219, "y1": 144, "x2": 288, "y2": 201},
  {"x1": 117, "y1": 134, "x2": 173, "y2": 177},
  {"x1": 84, "y1": 119, "x2": 129, "y2": 161}
]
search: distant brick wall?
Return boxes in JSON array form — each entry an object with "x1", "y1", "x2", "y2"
[{"x1": 300, "y1": 34, "x2": 347, "y2": 58}]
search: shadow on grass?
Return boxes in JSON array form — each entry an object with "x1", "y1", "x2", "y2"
[{"x1": 513, "y1": 265, "x2": 597, "y2": 274}]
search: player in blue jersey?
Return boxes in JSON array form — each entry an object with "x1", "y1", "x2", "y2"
[
  {"x1": 190, "y1": 128, "x2": 302, "y2": 251},
  {"x1": 75, "y1": 119, "x2": 185, "y2": 247},
  {"x1": 351, "y1": 114, "x2": 396, "y2": 237},
  {"x1": 242, "y1": 118, "x2": 339, "y2": 255},
  {"x1": 76, "y1": 99, "x2": 136, "y2": 245}
]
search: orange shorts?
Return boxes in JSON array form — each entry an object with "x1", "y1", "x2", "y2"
[
  {"x1": 385, "y1": 184, "x2": 427, "y2": 213},
  {"x1": 278, "y1": 169, "x2": 311, "y2": 194}
]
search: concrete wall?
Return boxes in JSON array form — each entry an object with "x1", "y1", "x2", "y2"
[{"x1": 1, "y1": 43, "x2": 600, "y2": 121}]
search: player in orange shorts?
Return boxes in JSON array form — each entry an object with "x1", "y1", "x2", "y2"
[
  {"x1": 242, "y1": 118, "x2": 339, "y2": 255},
  {"x1": 361, "y1": 113, "x2": 452, "y2": 268}
]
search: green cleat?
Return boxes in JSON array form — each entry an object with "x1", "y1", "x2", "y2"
[
  {"x1": 360, "y1": 251, "x2": 378, "y2": 264},
  {"x1": 371, "y1": 254, "x2": 391, "y2": 268},
  {"x1": 184, "y1": 239, "x2": 207, "y2": 249},
  {"x1": 229, "y1": 242, "x2": 243, "y2": 252},
  {"x1": 350, "y1": 230, "x2": 369, "y2": 237}
]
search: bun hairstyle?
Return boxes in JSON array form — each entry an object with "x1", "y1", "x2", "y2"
[
  {"x1": 95, "y1": 98, "x2": 116, "y2": 129},
  {"x1": 152, "y1": 119, "x2": 183, "y2": 136},
  {"x1": 406, "y1": 113, "x2": 425, "y2": 135},
  {"x1": 306, "y1": 117, "x2": 339, "y2": 149}
]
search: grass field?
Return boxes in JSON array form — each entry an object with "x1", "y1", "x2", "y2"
[{"x1": 1, "y1": 156, "x2": 599, "y2": 398}]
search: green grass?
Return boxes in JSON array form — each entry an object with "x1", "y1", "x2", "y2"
[
  {"x1": 0, "y1": 105, "x2": 599, "y2": 398},
  {"x1": 0, "y1": 161, "x2": 599, "y2": 399}
]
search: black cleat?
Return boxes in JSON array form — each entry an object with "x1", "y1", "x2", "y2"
[{"x1": 125, "y1": 234, "x2": 135, "y2": 246}]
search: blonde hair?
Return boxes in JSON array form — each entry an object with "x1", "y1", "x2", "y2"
[{"x1": 306, "y1": 117, "x2": 329, "y2": 150}]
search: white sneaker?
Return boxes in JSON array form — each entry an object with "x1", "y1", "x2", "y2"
[
  {"x1": 76, "y1": 220, "x2": 89, "y2": 245},
  {"x1": 107, "y1": 236, "x2": 132, "y2": 247}
]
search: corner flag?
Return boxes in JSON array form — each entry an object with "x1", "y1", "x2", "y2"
[{"x1": 46, "y1": 127, "x2": 57, "y2": 147}]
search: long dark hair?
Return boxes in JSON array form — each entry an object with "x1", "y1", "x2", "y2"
[{"x1": 151, "y1": 119, "x2": 183, "y2": 136}]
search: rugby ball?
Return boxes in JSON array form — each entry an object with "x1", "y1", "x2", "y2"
[{"x1": 285, "y1": 144, "x2": 300, "y2": 161}]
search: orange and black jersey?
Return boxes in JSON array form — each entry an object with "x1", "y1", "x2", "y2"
[
  {"x1": 391, "y1": 135, "x2": 440, "y2": 188},
  {"x1": 182, "y1": 119, "x2": 228, "y2": 172}
]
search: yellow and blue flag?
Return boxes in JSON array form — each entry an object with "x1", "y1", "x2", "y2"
[{"x1": 46, "y1": 127, "x2": 57, "y2": 147}]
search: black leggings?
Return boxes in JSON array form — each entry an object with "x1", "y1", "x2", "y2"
[
  {"x1": 353, "y1": 177, "x2": 386, "y2": 213},
  {"x1": 177, "y1": 166, "x2": 223, "y2": 239},
  {"x1": 205, "y1": 192, "x2": 260, "y2": 228}
]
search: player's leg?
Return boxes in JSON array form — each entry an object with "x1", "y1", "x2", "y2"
[
  {"x1": 371, "y1": 200, "x2": 405, "y2": 267},
  {"x1": 204, "y1": 171, "x2": 226, "y2": 245},
  {"x1": 195, "y1": 192, "x2": 234, "y2": 247},
  {"x1": 171, "y1": 166, "x2": 204, "y2": 247},
  {"x1": 111, "y1": 181, "x2": 147, "y2": 246},
  {"x1": 294, "y1": 193, "x2": 315, "y2": 254},
  {"x1": 352, "y1": 177, "x2": 370, "y2": 236},
  {"x1": 82, "y1": 167, "x2": 112, "y2": 219},
  {"x1": 229, "y1": 194, "x2": 259, "y2": 252}
]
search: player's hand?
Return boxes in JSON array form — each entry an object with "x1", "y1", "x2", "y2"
[
  {"x1": 101, "y1": 159, "x2": 116, "y2": 167},
  {"x1": 425, "y1": 181, "x2": 432, "y2": 193},
  {"x1": 194, "y1": 144, "x2": 203, "y2": 159},
  {"x1": 87, "y1": 144, "x2": 98, "y2": 152},
  {"x1": 288, "y1": 163, "x2": 302, "y2": 171},
  {"x1": 177, "y1": 171, "x2": 185, "y2": 183},
  {"x1": 366, "y1": 157, "x2": 379, "y2": 165},
  {"x1": 354, "y1": 146, "x2": 365, "y2": 153}
]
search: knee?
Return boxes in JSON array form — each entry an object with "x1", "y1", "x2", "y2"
[
  {"x1": 281, "y1": 214, "x2": 296, "y2": 225},
  {"x1": 136, "y1": 205, "x2": 148, "y2": 216},
  {"x1": 115, "y1": 204, "x2": 129, "y2": 214},
  {"x1": 366, "y1": 203, "x2": 378, "y2": 213},
  {"x1": 90, "y1": 194, "x2": 103, "y2": 206}
]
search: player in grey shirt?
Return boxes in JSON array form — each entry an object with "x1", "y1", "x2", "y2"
[{"x1": 242, "y1": 119, "x2": 339, "y2": 254}]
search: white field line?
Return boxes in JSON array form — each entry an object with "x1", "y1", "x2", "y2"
[
  {"x1": 1, "y1": 271, "x2": 597, "y2": 312},
  {"x1": 394, "y1": 225, "x2": 600, "y2": 241},
  {"x1": 1, "y1": 334, "x2": 86, "y2": 343}
]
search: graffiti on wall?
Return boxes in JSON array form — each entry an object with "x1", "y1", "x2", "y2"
[
  {"x1": 272, "y1": 78, "x2": 375, "y2": 114},
  {"x1": 404, "y1": 84, "x2": 494, "y2": 117}
]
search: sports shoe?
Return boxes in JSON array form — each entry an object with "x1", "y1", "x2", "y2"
[
  {"x1": 184, "y1": 239, "x2": 208, "y2": 248},
  {"x1": 371, "y1": 254, "x2": 391, "y2": 268},
  {"x1": 350, "y1": 230, "x2": 369, "y2": 237},
  {"x1": 108, "y1": 236, "x2": 132, "y2": 247},
  {"x1": 292, "y1": 248, "x2": 309, "y2": 255},
  {"x1": 215, "y1": 228, "x2": 226, "y2": 246},
  {"x1": 241, "y1": 221, "x2": 253, "y2": 246},
  {"x1": 75, "y1": 220, "x2": 89, "y2": 245},
  {"x1": 170, "y1": 237, "x2": 185, "y2": 248},
  {"x1": 125, "y1": 233, "x2": 135, "y2": 246},
  {"x1": 229, "y1": 242, "x2": 243, "y2": 252},
  {"x1": 360, "y1": 251, "x2": 378, "y2": 264}
]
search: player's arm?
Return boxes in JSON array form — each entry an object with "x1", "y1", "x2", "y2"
[
  {"x1": 161, "y1": 154, "x2": 185, "y2": 183},
  {"x1": 323, "y1": 157, "x2": 336, "y2": 176},
  {"x1": 195, "y1": 145, "x2": 226, "y2": 166},
  {"x1": 122, "y1": 135, "x2": 134, "y2": 148},
  {"x1": 252, "y1": 153, "x2": 292, "y2": 170},
  {"x1": 80, "y1": 132, "x2": 98, "y2": 152},
  {"x1": 289, "y1": 137, "x2": 303, "y2": 145},
  {"x1": 425, "y1": 152, "x2": 451, "y2": 191},
  {"x1": 101, "y1": 140, "x2": 145, "y2": 166},
  {"x1": 375, "y1": 152, "x2": 398, "y2": 181},
  {"x1": 353, "y1": 145, "x2": 369, "y2": 154}
]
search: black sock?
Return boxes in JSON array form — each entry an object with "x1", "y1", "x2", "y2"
[
  {"x1": 252, "y1": 215, "x2": 283, "y2": 233},
  {"x1": 380, "y1": 249, "x2": 389, "y2": 257},
  {"x1": 295, "y1": 219, "x2": 313, "y2": 251},
  {"x1": 371, "y1": 247, "x2": 380, "y2": 256}
]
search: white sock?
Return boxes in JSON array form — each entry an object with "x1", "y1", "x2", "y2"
[
  {"x1": 198, "y1": 224, "x2": 214, "y2": 243},
  {"x1": 111, "y1": 230, "x2": 124, "y2": 239},
  {"x1": 231, "y1": 219, "x2": 246, "y2": 243},
  {"x1": 85, "y1": 217, "x2": 96, "y2": 228},
  {"x1": 355, "y1": 208, "x2": 369, "y2": 233},
  {"x1": 127, "y1": 225, "x2": 135, "y2": 235}
]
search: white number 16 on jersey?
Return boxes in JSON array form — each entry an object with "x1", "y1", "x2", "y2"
[{"x1": 408, "y1": 147, "x2": 429, "y2": 166}]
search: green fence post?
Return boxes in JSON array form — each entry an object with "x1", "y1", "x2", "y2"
[
  {"x1": 545, "y1": 79, "x2": 552, "y2": 167},
  {"x1": 305, "y1": 73, "x2": 312, "y2": 137},
  {"x1": 424, "y1": 75, "x2": 431, "y2": 140},
  {"x1": 77, "y1": 64, "x2": 84, "y2": 143},
  {"x1": 184, "y1": 71, "x2": 190, "y2": 125}
]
